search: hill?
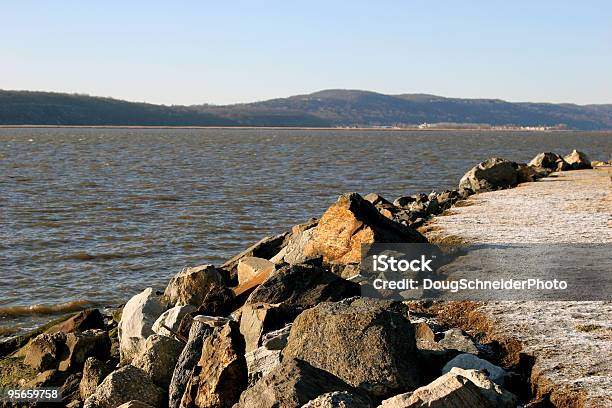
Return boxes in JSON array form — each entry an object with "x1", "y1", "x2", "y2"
[{"x1": 2, "y1": 89, "x2": 612, "y2": 129}]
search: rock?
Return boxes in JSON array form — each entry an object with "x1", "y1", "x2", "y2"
[
  {"x1": 303, "y1": 193, "x2": 426, "y2": 265},
  {"x1": 271, "y1": 223, "x2": 318, "y2": 265},
  {"x1": 245, "y1": 346, "x2": 281, "y2": 385},
  {"x1": 283, "y1": 298, "x2": 419, "y2": 398},
  {"x1": 132, "y1": 334, "x2": 184, "y2": 388},
  {"x1": 118, "y1": 287, "x2": 166, "y2": 364},
  {"x1": 179, "y1": 321, "x2": 246, "y2": 408},
  {"x1": 58, "y1": 329, "x2": 111, "y2": 372},
  {"x1": 234, "y1": 358, "x2": 361, "y2": 408},
  {"x1": 378, "y1": 371, "x2": 492, "y2": 408},
  {"x1": 364, "y1": 192, "x2": 393, "y2": 207},
  {"x1": 164, "y1": 264, "x2": 225, "y2": 307},
  {"x1": 80, "y1": 357, "x2": 111, "y2": 400},
  {"x1": 516, "y1": 163, "x2": 548, "y2": 183},
  {"x1": 262, "y1": 324, "x2": 292, "y2": 350},
  {"x1": 222, "y1": 232, "x2": 290, "y2": 282},
  {"x1": 438, "y1": 328, "x2": 478, "y2": 354},
  {"x1": 47, "y1": 309, "x2": 106, "y2": 334},
  {"x1": 591, "y1": 160, "x2": 607, "y2": 167},
  {"x1": 168, "y1": 320, "x2": 213, "y2": 408},
  {"x1": 528, "y1": 152, "x2": 570, "y2": 171},
  {"x1": 442, "y1": 353, "x2": 509, "y2": 386},
  {"x1": 116, "y1": 402, "x2": 155, "y2": 408},
  {"x1": 237, "y1": 256, "x2": 276, "y2": 285},
  {"x1": 23, "y1": 332, "x2": 67, "y2": 371},
  {"x1": 564, "y1": 149, "x2": 592, "y2": 170},
  {"x1": 198, "y1": 283, "x2": 236, "y2": 316},
  {"x1": 61, "y1": 372, "x2": 83, "y2": 407},
  {"x1": 413, "y1": 321, "x2": 436, "y2": 347},
  {"x1": 302, "y1": 391, "x2": 372, "y2": 408},
  {"x1": 458, "y1": 158, "x2": 519, "y2": 194},
  {"x1": 240, "y1": 303, "x2": 287, "y2": 353},
  {"x1": 435, "y1": 190, "x2": 461, "y2": 210},
  {"x1": 152, "y1": 304, "x2": 197, "y2": 338},
  {"x1": 83, "y1": 365, "x2": 165, "y2": 408},
  {"x1": 450, "y1": 367, "x2": 518, "y2": 407}
]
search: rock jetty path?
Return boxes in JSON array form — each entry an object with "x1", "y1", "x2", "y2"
[{"x1": 424, "y1": 166, "x2": 612, "y2": 407}]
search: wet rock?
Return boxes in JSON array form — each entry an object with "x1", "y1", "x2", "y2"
[
  {"x1": 80, "y1": 357, "x2": 111, "y2": 400},
  {"x1": 303, "y1": 193, "x2": 426, "y2": 265},
  {"x1": 442, "y1": 353, "x2": 509, "y2": 386},
  {"x1": 245, "y1": 346, "x2": 281, "y2": 385},
  {"x1": 237, "y1": 256, "x2": 275, "y2": 285},
  {"x1": 458, "y1": 158, "x2": 519, "y2": 194},
  {"x1": 283, "y1": 298, "x2": 419, "y2": 398},
  {"x1": 564, "y1": 149, "x2": 592, "y2": 170},
  {"x1": 152, "y1": 304, "x2": 197, "y2": 338},
  {"x1": 302, "y1": 391, "x2": 372, "y2": 408},
  {"x1": 271, "y1": 221, "x2": 318, "y2": 265},
  {"x1": 23, "y1": 331, "x2": 67, "y2": 371},
  {"x1": 180, "y1": 321, "x2": 246, "y2": 408},
  {"x1": 164, "y1": 264, "x2": 225, "y2": 307},
  {"x1": 378, "y1": 371, "x2": 492, "y2": 407},
  {"x1": 118, "y1": 287, "x2": 166, "y2": 364},
  {"x1": 528, "y1": 152, "x2": 570, "y2": 171},
  {"x1": 116, "y1": 402, "x2": 155, "y2": 408},
  {"x1": 262, "y1": 324, "x2": 292, "y2": 350},
  {"x1": 438, "y1": 328, "x2": 478, "y2": 354},
  {"x1": 222, "y1": 232, "x2": 290, "y2": 282},
  {"x1": 47, "y1": 309, "x2": 106, "y2": 334},
  {"x1": 234, "y1": 358, "x2": 360, "y2": 408},
  {"x1": 83, "y1": 365, "x2": 165, "y2": 408},
  {"x1": 450, "y1": 367, "x2": 518, "y2": 407},
  {"x1": 132, "y1": 334, "x2": 184, "y2": 388},
  {"x1": 168, "y1": 320, "x2": 213, "y2": 408}
]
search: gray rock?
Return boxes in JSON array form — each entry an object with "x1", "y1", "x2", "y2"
[
  {"x1": 302, "y1": 391, "x2": 371, "y2": 408},
  {"x1": 80, "y1": 357, "x2": 111, "y2": 400},
  {"x1": 132, "y1": 334, "x2": 184, "y2": 388},
  {"x1": 152, "y1": 304, "x2": 196, "y2": 338},
  {"x1": 168, "y1": 320, "x2": 213, "y2": 408},
  {"x1": 23, "y1": 332, "x2": 67, "y2": 371},
  {"x1": 438, "y1": 328, "x2": 478, "y2": 354},
  {"x1": 245, "y1": 346, "x2": 281, "y2": 385},
  {"x1": 271, "y1": 226, "x2": 317, "y2": 265},
  {"x1": 262, "y1": 324, "x2": 292, "y2": 350},
  {"x1": 442, "y1": 353, "x2": 509, "y2": 386},
  {"x1": 564, "y1": 149, "x2": 592, "y2": 170},
  {"x1": 222, "y1": 232, "x2": 291, "y2": 281},
  {"x1": 450, "y1": 367, "x2": 518, "y2": 408},
  {"x1": 83, "y1": 365, "x2": 165, "y2": 408},
  {"x1": 458, "y1": 157, "x2": 519, "y2": 194},
  {"x1": 283, "y1": 298, "x2": 419, "y2": 398},
  {"x1": 118, "y1": 287, "x2": 166, "y2": 364},
  {"x1": 164, "y1": 264, "x2": 224, "y2": 307},
  {"x1": 528, "y1": 152, "x2": 570, "y2": 171}
]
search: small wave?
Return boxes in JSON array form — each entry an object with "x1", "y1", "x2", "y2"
[
  {"x1": 0, "y1": 300, "x2": 92, "y2": 317},
  {"x1": 60, "y1": 251, "x2": 127, "y2": 261}
]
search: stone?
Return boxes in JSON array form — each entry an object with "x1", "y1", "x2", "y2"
[
  {"x1": 458, "y1": 158, "x2": 519, "y2": 194},
  {"x1": 237, "y1": 256, "x2": 275, "y2": 285},
  {"x1": 222, "y1": 232, "x2": 290, "y2": 282},
  {"x1": 118, "y1": 287, "x2": 166, "y2": 364},
  {"x1": 528, "y1": 152, "x2": 570, "y2": 171},
  {"x1": 438, "y1": 328, "x2": 478, "y2": 354},
  {"x1": 240, "y1": 303, "x2": 286, "y2": 353},
  {"x1": 83, "y1": 365, "x2": 165, "y2": 408},
  {"x1": 364, "y1": 192, "x2": 393, "y2": 207},
  {"x1": 564, "y1": 149, "x2": 592, "y2": 170},
  {"x1": 152, "y1": 304, "x2": 197, "y2": 338},
  {"x1": 46, "y1": 309, "x2": 106, "y2": 334},
  {"x1": 516, "y1": 163, "x2": 548, "y2": 183},
  {"x1": 302, "y1": 391, "x2": 372, "y2": 408},
  {"x1": 303, "y1": 193, "x2": 426, "y2": 265},
  {"x1": 234, "y1": 358, "x2": 360, "y2": 408},
  {"x1": 164, "y1": 264, "x2": 225, "y2": 307},
  {"x1": 169, "y1": 320, "x2": 213, "y2": 408},
  {"x1": 80, "y1": 357, "x2": 111, "y2": 400},
  {"x1": 413, "y1": 321, "x2": 436, "y2": 347},
  {"x1": 179, "y1": 321, "x2": 247, "y2": 408},
  {"x1": 450, "y1": 367, "x2": 518, "y2": 407},
  {"x1": 245, "y1": 346, "x2": 281, "y2": 385},
  {"x1": 262, "y1": 324, "x2": 292, "y2": 350},
  {"x1": 116, "y1": 402, "x2": 155, "y2": 408},
  {"x1": 378, "y1": 371, "x2": 492, "y2": 408},
  {"x1": 271, "y1": 225, "x2": 317, "y2": 265},
  {"x1": 58, "y1": 329, "x2": 111, "y2": 372},
  {"x1": 132, "y1": 334, "x2": 184, "y2": 388},
  {"x1": 591, "y1": 160, "x2": 607, "y2": 167},
  {"x1": 199, "y1": 283, "x2": 236, "y2": 316},
  {"x1": 23, "y1": 332, "x2": 67, "y2": 371},
  {"x1": 283, "y1": 298, "x2": 419, "y2": 398},
  {"x1": 442, "y1": 353, "x2": 509, "y2": 386}
]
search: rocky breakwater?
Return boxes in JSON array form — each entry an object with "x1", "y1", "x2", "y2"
[{"x1": 0, "y1": 148, "x2": 604, "y2": 407}]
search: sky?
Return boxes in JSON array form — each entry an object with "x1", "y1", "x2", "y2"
[{"x1": 1, "y1": 1, "x2": 611, "y2": 105}]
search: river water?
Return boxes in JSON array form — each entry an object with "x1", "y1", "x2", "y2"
[{"x1": 1, "y1": 128, "x2": 610, "y2": 334}]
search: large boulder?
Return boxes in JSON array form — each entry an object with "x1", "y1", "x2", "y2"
[
  {"x1": 118, "y1": 287, "x2": 166, "y2": 364},
  {"x1": 302, "y1": 391, "x2": 371, "y2": 408},
  {"x1": 46, "y1": 309, "x2": 106, "y2": 334},
  {"x1": 442, "y1": 353, "x2": 509, "y2": 386},
  {"x1": 164, "y1": 264, "x2": 225, "y2": 307},
  {"x1": 132, "y1": 334, "x2": 184, "y2": 388},
  {"x1": 450, "y1": 367, "x2": 518, "y2": 408},
  {"x1": 180, "y1": 321, "x2": 247, "y2": 408},
  {"x1": 270, "y1": 219, "x2": 319, "y2": 265},
  {"x1": 168, "y1": 320, "x2": 213, "y2": 408},
  {"x1": 438, "y1": 328, "x2": 478, "y2": 354},
  {"x1": 222, "y1": 232, "x2": 290, "y2": 281},
  {"x1": 80, "y1": 357, "x2": 111, "y2": 400},
  {"x1": 378, "y1": 371, "x2": 492, "y2": 408},
  {"x1": 23, "y1": 332, "x2": 67, "y2": 371},
  {"x1": 564, "y1": 149, "x2": 592, "y2": 170},
  {"x1": 528, "y1": 152, "x2": 570, "y2": 171},
  {"x1": 458, "y1": 158, "x2": 519, "y2": 194},
  {"x1": 234, "y1": 358, "x2": 362, "y2": 408},
  {"x1": 245, "y1": 346, "x2": 281, "y2": 385},
  {"x1": 83, "y1": 365, "x2": 165, "y2": 408},
  {"x1": 303, "y1": 193, "x2": 426, "y2": 265},
  {"x1": 152, "y1": 304, "x2": 197, "y2": 338},
  {"x1": 283, "y1": 298, "x2": 419, "y2": 398}
]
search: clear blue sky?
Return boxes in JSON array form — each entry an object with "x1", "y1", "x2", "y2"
[{"x1": 2, "y1": 1, "x2": 611, "y2": 105}]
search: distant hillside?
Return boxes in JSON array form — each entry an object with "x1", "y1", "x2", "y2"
[{"x1": 2, "y1": 89, "x2": 612, "y2": 129}]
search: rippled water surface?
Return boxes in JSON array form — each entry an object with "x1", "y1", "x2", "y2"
[{"x1": 1, "y1": 128, "x2": 610, "y2": 333}]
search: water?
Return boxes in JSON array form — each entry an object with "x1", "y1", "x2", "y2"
[{"x1": 1, "y1": 128, "x2": 610, "y2": 334}]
